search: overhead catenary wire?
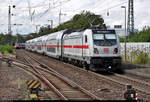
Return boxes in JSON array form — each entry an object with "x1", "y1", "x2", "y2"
[
  {"x1": 34, "y1": 0, "x2": 71, "y2": 18},
  {"x1": 11, "y1": 0, "x2": 70, "y2": 24},
  {"x1": 14, "y1": 0, "x2": 128, "y2": 31},
  {"x1": 0, "y1": 0, "x2": 141, "y2": 34},
  {"x1": 11, "y1": 0, "x2": 127, "y2": 23},
  {"x1": 1, "y1": 0, "x2": 128, "y2": 26}
]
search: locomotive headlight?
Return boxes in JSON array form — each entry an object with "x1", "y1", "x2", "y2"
[
  {"x1": 113, "y1": 48, "x2": 118, "y2": 54},
  {"x1": 94, "y1": 48, "x2": 99, "y2": 54}
]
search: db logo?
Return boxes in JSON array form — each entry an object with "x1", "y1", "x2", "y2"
[{"x1": 104, "y1": 48, "x2": 109, "y2": 52}]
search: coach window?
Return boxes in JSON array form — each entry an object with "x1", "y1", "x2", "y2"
[{"x1": 85, "y1": 35, "x2": 88, "y2": 43}]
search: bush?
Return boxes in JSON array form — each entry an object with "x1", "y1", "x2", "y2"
[
  {"x1": 0, "y1": 45, "x2": 14, "y2": 54},
  {"x1": 133, "y1": 52, "x2": 150, "y2": 64}
]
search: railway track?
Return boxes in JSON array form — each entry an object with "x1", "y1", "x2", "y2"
[
  {"x1": 67, "y1": 60, "x2": 150, "y2": 96},
  {"x1": 21, "y1": 50, "x2": 150, "y2": 98},
  {"x1": 91, "y1": 72, "x2": 150, "y2": 95},
  {"x1": 2, "y1": 51, "x2": 101, "y2": 100}
]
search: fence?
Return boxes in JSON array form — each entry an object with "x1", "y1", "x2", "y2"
[{"x1": 120, "y1": 42, "x2": 150, "y2": 62}]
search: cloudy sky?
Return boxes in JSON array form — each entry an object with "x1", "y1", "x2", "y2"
[{"x1": 0, "y1": 0, "x2": 149, "y2": 35}]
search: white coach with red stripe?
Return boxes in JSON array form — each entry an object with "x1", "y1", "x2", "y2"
[
  {"x1": 62, "y1": 29, "x2": 91, "y2": 62},
  {"x1": 25, "y1": 28, "x2": 122, "y2": 72},
  {"x1": 44, "y1": 30, "x2": 65, "y2": 58}
]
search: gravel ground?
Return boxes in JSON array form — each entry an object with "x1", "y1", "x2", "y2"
[
  {"x1": 123, "y1": 63, "x2": 150, "y2": 75},
  {"x1": 0, "y1": 61, "x2": 35, "y2": 100},
  {"x1": 123, "y1": 63, "x2": 150, "y2": 83}
]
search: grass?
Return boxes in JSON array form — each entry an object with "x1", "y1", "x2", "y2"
[
  {"x1": 133, "y1": 52, "x2": 150, "y2": 65},
  {"x1": 121, "y1": 51, "x2": 150, "y2": 65}
]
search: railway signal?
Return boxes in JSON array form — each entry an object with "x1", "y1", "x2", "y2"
[{"x1": 124, "y1": 84, "x2": 138, "y2": 100}]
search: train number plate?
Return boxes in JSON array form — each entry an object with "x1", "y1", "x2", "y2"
[{"x1": 104, "y1": 48, "x2": 109, "y2": 53}]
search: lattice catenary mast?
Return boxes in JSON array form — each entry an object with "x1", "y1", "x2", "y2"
[{"x1": 127, "y1": 0, "x2": 134, "y2": 36}]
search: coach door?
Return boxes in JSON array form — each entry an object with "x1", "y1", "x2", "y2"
[{"x1": 83, "y1": 35, "x2": 88, "y2": 57}]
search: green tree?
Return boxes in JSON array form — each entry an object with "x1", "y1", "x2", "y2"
[
  {"x1": 128, "y1": 27, "x2": 150, "y2": 42},
  {"x1": 36, "y1": 11, "x2": 105, "y2": 37}
]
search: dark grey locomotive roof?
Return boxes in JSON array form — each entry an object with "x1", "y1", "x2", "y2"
[{"x1": 92, "y1": 29, "x2": 116, "y2": 34}]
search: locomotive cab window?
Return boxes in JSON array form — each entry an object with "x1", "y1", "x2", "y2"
[
  {"x1": 105, "y1": 34, "x2": 117, "y2": 46},
  {"x1": 93, "y1": 34, "x2": 104, "y2": 46},
  {"x1": 93, "y1": 33, "x2": 117, "y2": 46}
]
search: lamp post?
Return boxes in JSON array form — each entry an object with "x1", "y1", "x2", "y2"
[
  {"x1": 121, "y1": 6, "x2": 127, "y2": 63},
  {"x1": 8, "y1": 5, "x2": 16, "y2": 45}
]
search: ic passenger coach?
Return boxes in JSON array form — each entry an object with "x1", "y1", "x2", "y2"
[{"x1": 25, "y1": 28, "x2": 122, "y2": 72}]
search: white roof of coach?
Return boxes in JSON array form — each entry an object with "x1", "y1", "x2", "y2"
[
  {"x1": 26, "y1": 30, "x2": 65, "y2": 43},
  {"x1": 31, "y1": 38, "x2": 38, "y2": 43},
  {"x1": 26, "y1": 38, "x2": 36, "y2": 43},
  {"x1": 63, "y1": 31, "x2": 83, "y2": 38},
  {"x1": 46, "y1": 30, "x2": 65, "y2": 41},
  {"x1": 26, "y1": 39, "x2": 31, "y2": 43},
  {"x1": 56, "y1": 30, "x2": 66, "y2": 39},
  {"x1": 28, "y1": 39, "x2": 32, "y2": 43},
  {"x1": 41, "y1": 35, "x2": 49, "y2": 42},
  {"x1": 36, "y1": 36, "x2": 43, "y2": 42},
  {"x1": 29, "y1": 40, "x2": 33, "y2": 43},
  {"x1": 25, "y1": 40, "x2": 28, "y2": 43}
]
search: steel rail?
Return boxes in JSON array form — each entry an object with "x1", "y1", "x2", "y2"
[
  {"x1": 24, "y1": 51, "x2": 101, "y2": 100},
  {"x1": 11, "y1": 61, "x2": 67, "y2": 100},
  {"x1": 61, "y1": 59, "x2": 150, "y2": 96},
  {"x1": 114, "y1": 73, "x2": 150, "y2": 95},
  {"x1": 85, "y1": 70, "x2": 150, "y2": 95},
  {"x1": 23, "y1": 56, "x2": 68, "y2": 100},
  {"x1": 24, "y1": 52, "x2": 150, "y2": 96}
]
